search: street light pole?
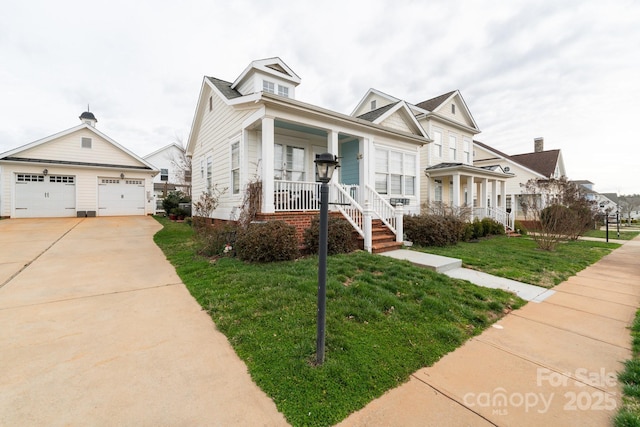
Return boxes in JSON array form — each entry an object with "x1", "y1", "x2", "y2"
[{"x1": 314, "y1": 153, "x2": 339, "y2": 366}]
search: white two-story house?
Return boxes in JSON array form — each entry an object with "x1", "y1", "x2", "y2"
[
  {"x1": 186, "y1": 58, "x2": 430, "y2": 252},
  {"x1": 351, "y1": 89, "x2": 515, "y2": 229}
]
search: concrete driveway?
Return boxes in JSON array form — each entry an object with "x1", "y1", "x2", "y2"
[{"x1": 0, "y1": 217, "x2": 288, "y2": 426}]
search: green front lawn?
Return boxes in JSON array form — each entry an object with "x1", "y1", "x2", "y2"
[
  {"x1": 582, "y1": 229, "x2": 640, "y2": 241},
  {"x1": 615, "y1": 309, "x2": 640, "y2": 426},
  {"x1": 413, "y1": 236, "x2": 619, "y2": 288},
  {"x1": 153, "y1": 217, "x2": 524, "y2": 426}
]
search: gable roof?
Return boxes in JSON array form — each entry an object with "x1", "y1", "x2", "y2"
[
  {"x1": 357, "y1": 101, "x2": 429, "y2": 139},
  {"x1": 415, "y1": 90, "x2": 457, "y2": 112},
  {"x1": 509, "y1": 150, "x2": 561, "y2": 178},
  {"x1": 356, "y1": 101, "x2": 399, "y2": 122},
  {"x1": 231, "y1": 57, "x2": 301, "y2": 90},
  {"x1": 0, "y1": 123, "x2": 157, "y2": 171},
  {"x1": 143, "y1": 142, "x2": 184, "y2": 160}
]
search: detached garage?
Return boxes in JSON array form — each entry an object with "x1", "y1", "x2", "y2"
[{"x1": 0, "y1": 112, "x2": 158, "y2": 218}]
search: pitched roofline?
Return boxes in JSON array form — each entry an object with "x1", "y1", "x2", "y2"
[
  {"x1": 425, "y1": 162, "x2": 514, "y2": 179},
  {"x1": 473, "y1": 140, "x2": 547, "y2": 179},
  {"x1": 231, "y1": 57, "x2": 301, "y2": 90},
  {"x1": 259, "y1": 92, "x2": 430, "y2": 145},
  {"x1": 0, "y1": 123, "x2": 157, "y2": 171},
  {"x1": 349, "y1": 88, "x2": 401, "y2": 116},
  {"x1": 143, "y1": 142, "x2": 184, "y2": 159},
  {"x1": 367, "y1": 100, "x2": 430, "y2": 139},
  {"x1": 0, "y1": 157, "x2": 154, "y2": 171}
]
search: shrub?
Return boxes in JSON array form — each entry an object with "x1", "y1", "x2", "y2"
[
  {"x1": 304, "y1": 215, "x2": 358, "y2": 255},
  {"x1": 470, "y1": 218, "x2": 484, "y2": 240},
  {"x1": 514, "y1": 220, "x2": 528, "y2": 235},
  {"x1": 481, "y1": 217, "x2": 505, "y2": 236},
  {"x1": 235, "y1": 221, "x2": 299, "y2": 262},
  {"x1": 197, "y1": 222, "x2": 239, "y2": 257},
  {"x1": 403, "y1": 214, "x2": 465, "y2": 247}
]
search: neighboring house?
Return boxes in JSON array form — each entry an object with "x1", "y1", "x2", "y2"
[
  {"x1": 474, "y1": 137, "x2": 567, "y2": 220},
  {"x1": 143, "y1": 143, "x2": 191, "y2": 213},
  {"x1": 186, "y1": 58, "x2": 429, "y2": 252},
  {"x1": 0, "y1": 111, "x2": 158, "y2": 218},
  {"x1": 351, "y1": 89, "x2": 515, "y2": 229}
]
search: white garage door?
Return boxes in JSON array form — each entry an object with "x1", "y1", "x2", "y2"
[
  {"x1": 14, "y1": 174, "x2": 76, "y2": 218},
  {"x1": 98, "y1": 178, "x2": 145, "y2": 216}
]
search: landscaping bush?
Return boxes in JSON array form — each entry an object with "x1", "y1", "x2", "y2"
[
  {"x1": 514, "y1": 220, "x2": 528, "y2": 235},
  {"x1": 303, "y1": 215, "x2": 358, "y2": 255},
  {"x1": 403, "y1": 214, "x2": 466, "y2": 247},
  {"x1": 469, "y1": 218, "x2": 484, "y2": 240},
  {"x1": 197, "y1": 222, "x2": 239, "y2": 257},
  {"x1": 235, "y1": 220, "x2": 299, "y2": 262},
  {"x1": 481, "y1": 217, "x2": 505, "y2": 236}
]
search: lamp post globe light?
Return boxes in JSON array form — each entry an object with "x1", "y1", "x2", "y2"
[{"x1": 314, "y1": 153, "x2": 339, "y2": 365}]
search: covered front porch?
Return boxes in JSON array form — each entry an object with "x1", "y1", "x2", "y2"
[
  {"x1": 425, "y1": 163, "x2": 515, "y2": 230},
  {"x1": 242, "y1": 113, "x2": 424, "y2": 252}
]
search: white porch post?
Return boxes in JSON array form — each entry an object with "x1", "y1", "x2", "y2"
[
  {"x1": 480, "y1": 178, "x2": 488, "y2": 215},
  {"x1": 328, "y1": 130, "x2": 339, "y2": 205},
  {"x1": 363, "y1": 201, "x2": 373, "y2": 253},
  {"x1": 261, "y1": 117, "x2": 275, "y2": 213},
  {"x1": 452, "y1": 173, "x2": 461, "y2": 208},
  {"x1": 360, "y1": 137, "x2": 372, "y2": 198},
  {"x1": 467, "y1": 175, "x2": 475, "y2": 220},
  {"x1": 395, "y1": 203, "x2": 404, "y2": 243},
  {"x1": 491, "y1": 180, "x2": 497, "y2": 210},
  {"x1": 500, "y1": 181, "x2": 506, "y2": 209}
]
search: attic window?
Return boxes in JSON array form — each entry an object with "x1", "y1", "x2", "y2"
[
  {"x1": 81, "y1": 137, "x2": 92, "y2": 148},
  {"x1": 371, "y1": 100, "x2": 377, "y2": 110},
  {"x1": 278, "y1": 86, "x2": 289, "y2": 97},
  {"x1": 209, "y1": 96, "x2": 212, "y2": 111},
  {"x1": 263, "y1": 80, "x2": 275, "y2": 94},
  {"x1": 451, "y1": 104, "x2": 456, "y2": 114}
]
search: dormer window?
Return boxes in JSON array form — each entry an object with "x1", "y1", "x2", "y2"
[
  {"x1": 263, "y1": 80, "x2": 275, "y2": 93},
  {"x1": 81, "y1": 137, "x2": 92, "y2": 148},
  {"x1": 451, "y1": 104, "x2": 456, "y2": 114},
  {"x1": 278, "y1": 85, "x2": 289, "y2": 97}
]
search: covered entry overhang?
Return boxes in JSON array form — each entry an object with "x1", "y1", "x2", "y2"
[{"x1": 425, "y1": 162, "x2": 515, "y2": 227}]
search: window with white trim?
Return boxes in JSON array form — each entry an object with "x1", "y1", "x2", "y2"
[
  {"x1": 449, "y1": 134, "x2": 457, "y2": 161},
  {"x1": 200, "y1": 158, "x2": 205, "y2": 179},
  {"x1": 81, "y1": 137, "x2": 92, "y2": 148},
  {"x1": 433, "y1": 129, "x2": 442, "y2": 158},
  {"x1": 371, "y1": 100, "x2": 377, "y2": 110},
  {"x1": 375, "y1": 148, "x2": 416, "y2": 196},
  {"x1": 463, "y1": 138, "x2": 471, "y2": 163},
  {"x1": 160, "y1": 168, "x2": 168, "y2": 181},
  {"x1": 231, "y1": 141, "x2": 240, "y2": 194},
  {"x1": 206, "y1": 155, "x2": 212, "y2": 192},
  {"x1": 278, "y1": 86, "x2": 289, "y2": 97},
  {"x1": 263, "y1": 80, "x2": 275, "y2": 93}
]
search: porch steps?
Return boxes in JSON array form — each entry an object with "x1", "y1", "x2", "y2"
[{"x1": 358, "y1": 220, "x2": 403, "y2": 254}]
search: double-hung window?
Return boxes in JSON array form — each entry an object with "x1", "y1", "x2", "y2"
[
  {"x1": 463, "y1": 138, "x2": 471, "y2": 163},
  {"x1": 375, "y1": 148, "x2": 416, "y2": 196},
  {"x1": 231, "y1": 141, "x2": 240, "y2": 194},
  {"x1": 449, "y1": 134, "x2": 457, "y2": 161},
  {"x1": 160, "y1": 168, "x2": 168, "y2": 181},
  {"x1": 263, "y1": 80, "x2": 275, "y2": 93},
  {"x1": 433, "y1": 129, "x2": 442, "y2": 158}
]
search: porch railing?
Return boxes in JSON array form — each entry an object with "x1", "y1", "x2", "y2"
[
  {"x1": 274, "y1": 180, "x2": 321, "y2": 211},
  {"x1": 334, "y1": 184, "x2": 364, "y2": 237},
  {"x1": 364, "y1": 184, "x2": 397, "y2": 235},
  {"x1": 474, "y1": 206, "x2": 514, "y2": 231}
]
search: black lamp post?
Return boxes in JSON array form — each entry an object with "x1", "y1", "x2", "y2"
[{"x1": 314, "y1": 152, "x2": 339, "y2": 365}]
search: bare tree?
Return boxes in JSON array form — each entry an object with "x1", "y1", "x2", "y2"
[
  {"x1": 619, "y1": 194, "x2": 640, "y2": 225},
  {"x1": 520, "y1": 177, "x2": 597, "y2": 250},
  {"x1": 169, "y1": 136, "x2": 192, "y2": 196}
]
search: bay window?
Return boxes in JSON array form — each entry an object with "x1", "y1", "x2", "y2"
[{"x1": 375, "y1": 148, "x2": 416, "y2": 196}]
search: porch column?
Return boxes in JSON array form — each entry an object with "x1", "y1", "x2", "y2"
[
  {"x1": 328, "y1": 130, "x2": 339, "y2": 205},
  {"x1": 452, "y1": 173, "x2": 461, "y2": 208},
  {"x1": 466, "y1": 175, "x2": 475, "y2": 221},
  {"x1": 491, "y1": 180, "x2": 497, "y2": 209},
  {"x1": 262, "y1": 117, "x2": 275, "y2": 213},
  {"x1": 500, "y1": 181, "x2": 506, "y2": 209},
  {"x1": 359, "y1": 137, "x2": 371, "y2": 196},
  {"x1": 480, "y1": 178, "x2": 488, "y2": 210},
  {"x1": 466, "y1": 176, "x2": 475, "y2": 206}
]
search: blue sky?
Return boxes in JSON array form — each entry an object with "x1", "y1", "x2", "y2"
[{"x1": 1, "y1": 0, "x2": 639, "y2": 194}]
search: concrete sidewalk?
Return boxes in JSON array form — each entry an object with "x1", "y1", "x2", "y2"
[
  {"x1": 0, "y1": 217, "x2": 287, "y2": 426},
  {"x1": 339, "y1": 238, "x2": 640, "y2": 426}
]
